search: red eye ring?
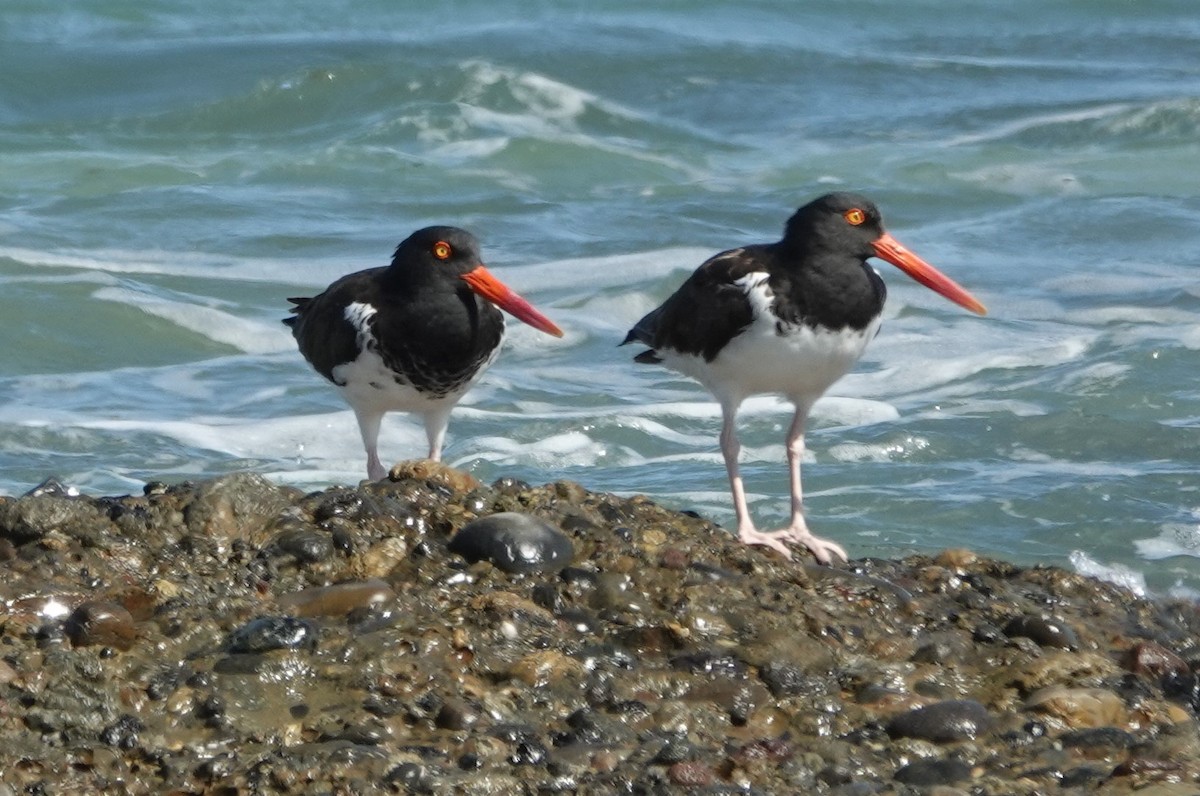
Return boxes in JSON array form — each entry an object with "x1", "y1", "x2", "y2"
[
  {"x1": 433, "y1": 241, "x2": 452, "y2": 260},
  {"x1": 844, "y1": 208, "x2": 866, "y2": 226}
]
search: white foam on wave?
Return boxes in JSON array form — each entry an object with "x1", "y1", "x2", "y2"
[
  {"x1": 501, "y1": 247, "x2": 713, "y2": 296},
  {"x1": 944, "y1": 103, "x2": 1134, "y2": 147},
  {"x1": 848, "y1": 330, "x2": 1095, "y2": 402},
  {"x1": 0, "y1": 244, "x2": 361, "y2": 290},
  {"x1": 460, "y1": 60, "x2": 632, "y2": 124},
  {"x1": 1068, "y1": 550, "x2": 1147, "y2": 597},
  {"x1": 91, "y1": 286, "x2": 294, "y2": 355},
  {"x1": 464, "y1": 393, "x2": 899, "y2": 431},
  {"x1": 827, "y1": 436, "x2": 930, "y2": 464},
  {"x1": 1134, "y1": 515, "x2": 1200, "y2": 561},
  {"x1": 456, "y1": 430, "x2": 637, "y2": 469},
  {"x1": 951, "y1": 163, "x2": 1086, "y2": 196},
  {"x1": 425, "y1": 60, "x2": 707, "y2": 179}
]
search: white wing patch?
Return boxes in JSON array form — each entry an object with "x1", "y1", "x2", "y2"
[{"x1": 343, "y1": 301, "x2": 379, "y2": 352}]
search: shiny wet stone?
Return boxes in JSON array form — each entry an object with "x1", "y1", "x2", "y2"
[
  {"x1": 227, "y1": 616, "x2": 318, "y2": 653},
  {"x1": 448, "y1": 512, "x2": 574, "y2": 574}
]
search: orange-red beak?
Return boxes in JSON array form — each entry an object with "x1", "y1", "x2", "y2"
[
  {"x1": 461, "y1": 265, "x2": 564, "y2": 337},
  {"x1": 872, "y1": 233, "x2": 987, "y2": 316}
]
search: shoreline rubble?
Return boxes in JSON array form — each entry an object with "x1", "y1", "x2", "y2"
[{"x1": 1, "y1": 463, "x2": 1198, "y2": 793}]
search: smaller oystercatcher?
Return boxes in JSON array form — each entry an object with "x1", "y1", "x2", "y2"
[
  {"x1": 622, "y1": 193, "x2": 986, "y2": 564},
  {"x1": 285, "y1": 226, "x2": 563, "y2": 481}
]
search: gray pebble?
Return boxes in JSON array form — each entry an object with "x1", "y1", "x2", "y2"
[
  {"x1": 886, "y1": 699, "x2": 993, "y2": 742},
  {"x1": 227, "y1": 616, "x2": 318, "y2": 653}
]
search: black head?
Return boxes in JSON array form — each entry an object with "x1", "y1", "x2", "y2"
[
  {"x1": 781, "y1": 192, "x2": 886, "y2": 259},
  {"x1": 389, "y1": 226, "x2": 485, "y2": 281}
]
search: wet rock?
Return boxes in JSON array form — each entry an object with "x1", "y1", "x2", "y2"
[
  {"x1": 183, "y1": 473, "x2": 293, "y2": 542},
  {"x1": 893, "y1": 757, "x2": 973, "y2": 786},
  {"x1": 1024, "y1": 686, "x2": 1128, "y2": 728},
  {"x1": 759, "y1": 661, "x2": 824, "y2": 698},
  {"x1": 1061, "y1": 726, "x2": 1136, "y2": 750},
  {"x1": 276, "y1": 579, "x2": 395, "y2": 618},
  {"x1": 25, "y1": 477, "x2": 80, "y2": 498},
  {"x1": 263, "y1": 525, "x2": 335, "y2": 564},
  {"x1": 1003, "y1": 614, "x2": 1080, "y2": 650},
  {"x1": 667, "y1": 760, "x2": 714, "y2": 786},
  {"x1": 389, "y1": 460, "x2": 481, "y2": 494},
  {"x1": 227, "y1": 616, "x2": 319, "y2": 653},
  {"x1": 1125, "y1": 640, "x2": 1189, "y2": 679},
  {"x1": 0, "y1": 494, "x2": 112, "y2": 545},
  {"x1": 509, "y1": 650, "x2": 587, "y2": 688},
  {"x1": 1162, "y1": 670, "x2": 1200, "y2": 712},
  {"x1": 448, "y1": 512, "x2": 574, "y2": 574},
  {"x1": 64, "y1": 601, "x2": 137, "y2": 650},
  {"x1": 435, "y1": 698, "x2": 480, "y2": 731},
  {"x1": 99, "y1": 714, "x2": 144, "y2": 749},
  {"x1": 5, "y1": 472, "x2": 1200, "y2": 793},
  {"x1": 886, "y1": 699, "x2": 994, "y2": 742}
]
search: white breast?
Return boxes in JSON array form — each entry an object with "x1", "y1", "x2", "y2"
[
  {"x1": 658, "y1": 273, "x2": 879, "y2": 405},
  {"x1": 329, "y1": 301, "x2": 485, "y2": 414}
]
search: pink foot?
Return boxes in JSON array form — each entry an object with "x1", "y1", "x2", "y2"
[
  {"x1": 776, "y1": 526, "x2": 847, "y2": 565},
  {"x1": 736, "y1": 526, "x2": 794, "y2": 560}
]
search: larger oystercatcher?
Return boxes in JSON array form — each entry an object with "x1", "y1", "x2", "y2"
[
  {"x1": 286, "y1": 226, "x2": 563, "y2": 480},
  {"x1": 622, "y1": 192, "x2": 986, "y2": 564}
]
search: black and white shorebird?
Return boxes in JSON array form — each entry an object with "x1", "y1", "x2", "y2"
[
  {"x1": 285, "y1": 226, "x2": 563, "y2": 481},
  {"x1": 622, "y1": 193, "x2": 987, "y2": 564}
]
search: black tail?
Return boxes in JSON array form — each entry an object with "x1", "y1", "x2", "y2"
[
  {"x1": 620, "y1": 306, "x2": 661, "y2": 364},
  {"x1": 282, "y1": 296, "x2": 311, "y2": 328}
]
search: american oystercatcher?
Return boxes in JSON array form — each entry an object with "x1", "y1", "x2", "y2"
[
  {"x1": 285, "y1": 226, "x2": 563, "y2": 480},
  {"x1": 622, "y1": 193, "x2": 986, "y2": 564}
]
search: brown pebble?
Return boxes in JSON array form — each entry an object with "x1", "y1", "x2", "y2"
[
  {"x1": 1111, "y1": 757, "x2": 1183, "y2": 777},
  {"x1": 1024, "y1": 686, "x2": 1127, "y2": 728},
  {"x1": 731, "y1": 738, "x2": 794, "y2": 766},
  {"x1": 276, "y1": 579, "x2": 395, "y2": 618},
  {"x1": 668, "y1": 760, "x2": 714, "y2": 786},
  {"x1": 64, "y1": 601, "x2": 137, "y2": 651},
  {"x1": 435, "y1": 698, "x2": 480, "y2": 731},
  {"x1": 388, "y1": 460, "x2": 481, "y2": 493},
  {"x1": 508, "y1": 650, "x2": 586, "y2": 687},
  {"x1": 1124, "y1": 641, "x2": 1188, "y2": 679},
  {"x1": 0, "y1": 659, "x2": 17, "y2": 686},
  {"x1": 659, "y1": 548, "x2": 688, "y2": 570},
  {"x1": 591, "y1": 750, "x2": 621, "y2": 773},
  {"x1": 934, "y1": 548, "x2": 978, "y2": 569}
]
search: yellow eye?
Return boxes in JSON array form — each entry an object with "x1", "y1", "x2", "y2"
[
  {"x1": 844, "y1": 208, "x2": 866, "y2": 226},
  {"x1": 433, "y1": 241, "x2": 452, "y2": 260}
]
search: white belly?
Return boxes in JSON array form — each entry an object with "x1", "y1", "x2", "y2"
[
  {"x1": 660, "y1": 274, "x2": 880, "y2": 405},
  {"x1": 331, "y1": 347, "x2": 479, "y2": 415},
  {"x1": 329, "y1": 300, "x2": 499, "y2": 416}
]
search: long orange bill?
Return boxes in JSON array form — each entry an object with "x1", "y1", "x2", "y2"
[
  {"x1": 461, "y1": 265, "x2": 564, "y2": 337},
  {"x1": 871, "y1": 232, "x2": 987, "y2": 316}
]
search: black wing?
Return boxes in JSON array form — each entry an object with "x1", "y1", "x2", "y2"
[{"x1": 623, "y1": 246, "x2": 770, "y2": 363}]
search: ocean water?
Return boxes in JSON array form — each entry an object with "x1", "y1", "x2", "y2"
[{"x1": 4, "y1": 1, "x2": 1200, "y2": 595}]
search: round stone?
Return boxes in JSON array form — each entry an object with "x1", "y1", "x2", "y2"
[{"x1": 448, "y1": 512, "x2": 574, "y2": 574}]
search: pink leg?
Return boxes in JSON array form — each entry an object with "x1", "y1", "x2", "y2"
[
  {"x1": 354, "y1": 409, "x2": 388, "y2": 481},
  {"x1": 423, "y1": 406, "x2": 453, "y2": 462},
  {"x1": 775, "y1": 405, "x2": 847, "y2": 564},
  {"x1": 719, "y1": 400, "x2": 794, "y2": 559}
]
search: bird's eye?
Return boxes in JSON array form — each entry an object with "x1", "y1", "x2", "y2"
[
  {"x1": 844, "y1": 208, "x2": 866, "y2": 226},
  {"x1": 433, "y1": 241, "x2": 453, "y2": 260}
]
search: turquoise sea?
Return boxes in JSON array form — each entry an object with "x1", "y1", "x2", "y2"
[{"x1": 4, "y1": 1, "x2": 1200, "y2": 595}]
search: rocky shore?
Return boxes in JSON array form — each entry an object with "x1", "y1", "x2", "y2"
[{"x1": 2, "y1": 463, "x2": 1200, "y2": 794}]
